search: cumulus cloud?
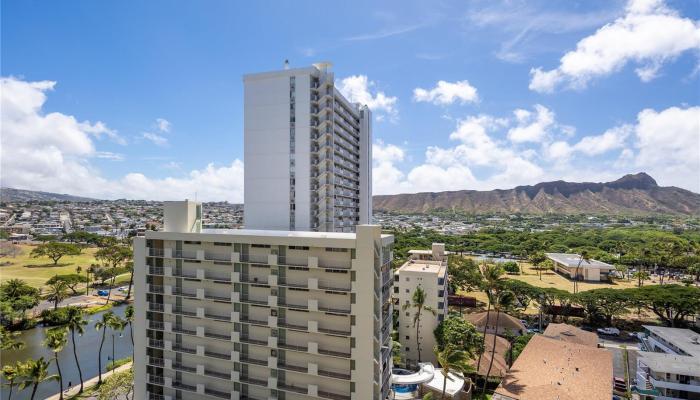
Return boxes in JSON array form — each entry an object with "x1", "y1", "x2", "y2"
[
  {"x1": 413, "y1": 80, "x2": 479, "y2": 105},
  {"x1": 632, "y1": 106, "x2": 700, "y2": 190},
  {"x1": 337, "y1": 75, "x2": 398, "y2": 122},
  {"x1": 529, "y1": 0, "x2": 700, "y2": 92},
  {"x1": 507, "y1": 104, "x2": 556, "y2": 143},
  {"x1": 1, "y1": 76, "x2": 244, "y2": 202}
]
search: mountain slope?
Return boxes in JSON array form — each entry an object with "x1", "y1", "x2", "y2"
[
  {"x1": 373, "y1": 173, "x2": 700, "y2": 215},
  {"x1": 0, "y1": 188, "x2": 97, "y2": 202}
]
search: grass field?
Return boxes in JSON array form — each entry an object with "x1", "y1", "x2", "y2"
[
  {"x1": 0, "y1": 243, "x2": 99, "y2": 288},
  {"x1": 457, "y1": 257, "x2": 653, "y2": 315}
]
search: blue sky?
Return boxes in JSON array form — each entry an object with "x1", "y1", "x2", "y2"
[{"x1": 2, "y1": 0, "x2": 699, "y2": 201}]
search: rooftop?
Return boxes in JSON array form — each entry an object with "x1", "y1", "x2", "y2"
[
  {"x1": 465, "y1": 311, "x2": 527, "y2": 333},
  {"x1": 493, "y1": 335, "x2": 613, "y2": 400},
  {"x1": 643, "y1": 325, "x2": 700, "y2": 357},
  {"x1": 396, "y1": 260, "x2": 446, "y2": 275},
  {"x1": 638, "y1": 351, "x2": 700, "y2": 376},
  {"x1": 543, "y1": 323, "x2": 599, "y2": 348},
  {"x1": 545, "y1": 253, "x2": 614, "y2": 269}
]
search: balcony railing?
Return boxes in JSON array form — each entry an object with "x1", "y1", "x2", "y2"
[
  {"x1": 240, "y1": 356, "x2": 268, "y2": 366},
  {"x1": 171, "y1": 288, "x2": 197, "y2": 298},
  {"x1": 240, "y1": 375, "x2": 267, "y2": 387},
  {"x1": 204, "y1": 252, "x2": 232, "y2": 262},
  {"x1": 172, "y1": 363, "x2": 196, "y2": 373},
  {"x1": 172, "y1": 307, "x2": 197, "y2": 317},
  {"x1": 318, "y1": 280, "x2": 351, "y2": 292},
  {"x1": 278, "y1": 362, "x2": 307, "y2": 373},
  {"x1": 172, "y1": 345, "x2": 196, "y2": 354},
  {"x1": 148, "y1": 321, "x2": 164, "y2": 330},
  {"x1": 148, "y1": 303, "x2": 164, "y2": 312},
  {"x1": 148, "y1": 267, "x2": 164, "y2": 275},
  {"x1": 147, "y1": 284, "x2": 163, "y2": 294},
  {"x1": 240, "y1": 274, "x2": 268, "y2": 284},
  {"x1": 147, "y1": 374, "x2": 164, "y2": 385},
  {"x1": 278, "y1": 319, "x2": 306, "y2": 331},
  {"x1": 205, "y1": 387, "x2": 231, "y2": 399},
  {"x1": 318, "y1": 305, "x2": 351, "y2": 314},
  {"x1": 147, "y1": 357, "x2": 164, "y2": 366},
  {"x1": 204, "y1": 350, "x2": 231, "y2": 360},
  {"x1": 318, "y1": 347, "x2": 351, "y2": 358},
  {"x1": 148, "y1": 339, "x2": 163, "y2": 349},
  {"x1": 279, "y1": 382, "x2": 307, "y2": 394},
  {"x1": 318, "y1": 326, "x2": 351, "y2": 336},
  {"x1": 173, "y1": 250, "x2": 198, "y2": 260},
  {"x1": 318, "y1": 368, "x2": 351, "y2": 380},
  {"x1": 173, "y1": 325, "x2": 196, "y2": 335},
  {"x1": 204, "y1": 331, "x2": 231, "y2": 341},
  {"x1": 204, "y1": 311, "x2": 230, "y2": 321},
  {"x1": 318, "y1": 389, "x2": 351, "y2": 400},
  {"x1": 147, "y1": 248, "x2": 164, "y2": 257},
  {"x1": 240, "y1": 336, "x2": 267, "y2": 346},
  {"x1": 240, "y1": 315, "x2": 268, "y2": 326},
  {"x1": 204, "y1": 292, "x2": 231, "y2": 303},
  {"x1": 204, "y1": 369, "x2": 230, "y2": 380}
]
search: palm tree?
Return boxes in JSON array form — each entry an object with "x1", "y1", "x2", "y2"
[
  {"x1": 124, "y1": 305, "x2": 135, "y2": 360},
  {"x1": 1, "y1": 363, "x2": 22, "y2": 400},
  {"x1": 45, "y1": 279, "x2": 70, "y2": 310},
  {"x1": 476, "y1": 263, "x2": 504, "y2": 371},
  {"x1": 96, "y1": 311, "x2": 116, "y2": 384},
  {"x1": 574, "y1": 250, "x2": 590, "y2": 293},
  {"x1": 434, "y1": 344, "x2": 474, "y2": 400},
  {"x1": 65, "y1": 306, "x2": 87, "y2": 393},
  {"x1": 44, "y1": 327, "x2": 68, "y2": 400},
  {"x1": 482, "y1": 290, "x2": 515, "y2": 394},
  {"x1": 402, "y1": 286, "x2": 435, "y2": 364},
  {"x1": 17, "y1": 357, "x2": 58, "y2": 400}
]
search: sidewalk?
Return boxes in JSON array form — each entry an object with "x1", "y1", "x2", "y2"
[{"x1": 45, "y1": 362, "x2": 133, "y2": 400}]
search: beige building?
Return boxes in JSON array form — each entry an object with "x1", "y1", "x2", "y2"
[
  {"x1": 546, "y1": 253, "x2": 615, "y2": 282},
  {"x1": 133, "y1": 201, "x2": 395, "y2": 400},
  {"x1": 394, "y1": 243, "x2": 449, "y2": 367}
]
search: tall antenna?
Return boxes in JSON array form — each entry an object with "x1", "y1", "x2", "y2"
[{"x1": 284, "y1": 59, "x2": 290, "y2": 70}]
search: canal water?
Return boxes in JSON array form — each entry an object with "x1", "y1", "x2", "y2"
[{"x1": 1, "y1": 304, "x2": 134, "y2": 400}]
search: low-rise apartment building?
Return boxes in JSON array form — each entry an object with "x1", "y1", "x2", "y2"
[
  {"x1": 133, "y1": 201, "x2": 395, "y2": 400},
  {"x1": 394, "y1": 243, "x2": 448, "y2": 367},
  {"x1": 635, "y1": 325, "x2": 700, "y2": 400}
]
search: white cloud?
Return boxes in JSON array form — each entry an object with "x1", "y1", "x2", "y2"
[
  {"x1": 142, "y1": 132, "x2": 168, "y2": 146},
  {"x1": 1, "y1": 76, "x2": 245, "y2": 202},
  {"x1": 413, "y1": 80, "x2": 479, "y2": 105},
  {"x1": 507, "y1": 104, "x2": 555, "y2": 143},
  {"x1": 575, "y1": 125, "x2": 632, "y2": 156},
  {"x1": 529, "y1": 0, "x2": 700, "y2": 92},
  {"x1": 95, "y1": 151, "x2": 125, "y2": 161},
  {"x1": 337, "y1": 75, "x2": 398, "y2": 122},
  {"x1": 632, "y1": 106, "x2": 700, "y2": 191},
  {"x1": 156, "y1": 118, "x2": 171, "y2": 133}
]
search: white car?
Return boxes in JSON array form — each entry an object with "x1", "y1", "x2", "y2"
[
  {"x1": 597, "y1": 327, "x2": 620, "y2": 336},
  {"x1": 117, "y1": 286, "x2": 129, "y2": 292}
]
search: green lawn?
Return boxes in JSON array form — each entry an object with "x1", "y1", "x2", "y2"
[{"x1": 0, "y1": 244, "x2": 99, "y2": 288}]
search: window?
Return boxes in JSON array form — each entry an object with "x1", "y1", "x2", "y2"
[
  {"x1": 393, "y1": 287, "x2": 398, "y2": 293},
  {"x1": 405, "y1": 347, "x2": 410, "y2": 351},
  {"x1": 289, "y1": 246, "x2": 309, "y2": 251},
  {"x1": 213, "y1": 242, "x2": 231, "y2": 247},
  {"x1": 405, "y1": 312, "x2": 409, "y2": 316},
  {"x1": 438, "y1": 277, "x2": 445, "y2": 285},
  {"x1": 405, "y1": 336, "x2": 409, "y2": 340},
  {"x1": 405, "y1": 289, "x2": 409, "y2": 293},
  {"x1": 183, "y1": 241, "x2": 201, "y2": 245},
  {"x1": 251, "y1": 244, "x2": 271, "y2": 248},
  {"x1": 438, "y1": 302, "x2": 444, "y2": 309},
  {"x1": 394, "y1": 275, "x2": 399, "y2": 282},
  {"x1": 438, "y1": 290, "x2": 444, "y2": 297},
  {"x1": 325, "y1": 248, "x2": 348, "y2": 252}
]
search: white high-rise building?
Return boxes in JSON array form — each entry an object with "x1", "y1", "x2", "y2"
[
  {"x1": 243, "y1": 62, "x2": 372, "y2": 233},
  {"x1": 133, "y1": 201, "x2": 395, "y2": 400}
]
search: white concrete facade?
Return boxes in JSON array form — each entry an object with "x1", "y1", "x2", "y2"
[
  {"x1": 243, "y1": 63, "x2": 372, "y2": 233},
  {"x1": 133, "y1": 202, "x2": 395, "y2": 400},
  {"x1": 394, "y1": 244, "x2": 449, "y2": 367},
  {"x1": 635, "y1": 326, "x2": 700, "y2": 400}
]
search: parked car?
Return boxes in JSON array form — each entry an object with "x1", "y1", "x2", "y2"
[
  {"x1": 597, "y1": 327, "x2": 620, "y2": 336},
  {"x1": 97, "y1": 289, "x2": 109, "y2": 296},
  {"x1": 527, "y1": 328, "x2": 541, "y2": 333},
  {"x1": 118, "y1": 286, "x2": 129, "y2": 292}
]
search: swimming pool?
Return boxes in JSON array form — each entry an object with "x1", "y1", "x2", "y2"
[{"x1": 392, "y1": 384, "x2": 418, "y2": 393}]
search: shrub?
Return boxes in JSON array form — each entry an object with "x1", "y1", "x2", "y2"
[
  {"x1": 40, "y1": 308, "x2": 71, "y2": 326},
  {"x1": 501, "y1": 261, "x2": 520, "y2": 275}
]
